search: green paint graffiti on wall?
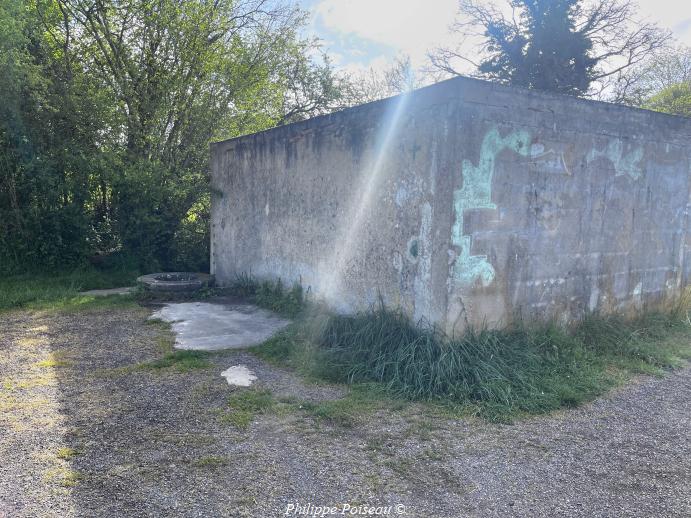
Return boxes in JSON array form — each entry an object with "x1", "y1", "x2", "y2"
[
  {"x1": 587, "y1": 139, "x2": 644, "y2": 180},
  {"x1": 452, "y1": 127, "x2": 531, "y2": 286}
]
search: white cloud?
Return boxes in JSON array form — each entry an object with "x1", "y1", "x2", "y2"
[
  {"x1": 635, "y1": 0, "x2": 691, "y2": 45},
  {"x1": 313, "y1": 0, "x2": 458, "y2": 68},
  {"x1": 309, "y1": 0, "x2": 691, "y2": 73}
]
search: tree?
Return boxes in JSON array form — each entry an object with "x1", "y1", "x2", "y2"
[
  {"x1": 0, "y1": 0, "x2": 348, "y2": 273},
  {"x1": 610, "y1": 45, "x2": 691, "y2": 105},
  {"x1": 345, "y1": 56, "x2": 426, "y2": 105},
  {"x1": 644, "y1": 82, "x2": 691, "y2": 117},
  {"x1": 0, "y1": 0, "x2": 98, "y2": 269},
  {"x1": 275, "y1": 50, "x2": 350, "y2": 124},
  {"x1": 430, "y1": 0, "x2": 670, "y2": 97}
]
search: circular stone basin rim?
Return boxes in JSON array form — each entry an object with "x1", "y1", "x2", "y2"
[
  {"x1": 137, "y1": 272, "x2": 212, "y2": 292},
  {"x1": 154, "y1": 273, "x2": 197, "y2": 282}
]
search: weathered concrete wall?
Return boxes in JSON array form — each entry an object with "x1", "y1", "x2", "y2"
[{"x1": 211, "y1": 76, "x2": 691, "y2": 333}]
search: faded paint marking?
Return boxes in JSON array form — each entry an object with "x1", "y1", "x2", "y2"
[
  {"x1": 587, "y1": 139, "x2": 644, "y2": 180},
  {"x1": 452, "y1": 127, "x2": 531, "y2": 286}
]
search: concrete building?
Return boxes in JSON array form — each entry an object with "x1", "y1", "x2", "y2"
[{"x1": 210, "y1": 76, "x2": 691, "y2": 333}]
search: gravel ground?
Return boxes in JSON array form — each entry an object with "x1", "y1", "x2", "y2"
[{"x1": 1, "y1": 304, "x2": 689, "y2": 518}]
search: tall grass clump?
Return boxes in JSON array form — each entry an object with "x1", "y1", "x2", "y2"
[
  {"x1": 312, "y1": 306, "x2": 608, "y2": 418},
  {"x1": 253, "y1": 298, "x2": 691, "y2": 421}
]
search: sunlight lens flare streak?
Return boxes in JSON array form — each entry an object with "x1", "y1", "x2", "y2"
[{"x1": 318, "y1": 91, "x2": 412, "y2": 306}]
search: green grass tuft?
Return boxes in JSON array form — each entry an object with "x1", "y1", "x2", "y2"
[
  {"x1": 220, "y1": 388, "x2": 275, "y2": 429},
  {"x1": 252, "y1": 301, "x2": 691, "y2": 422},
  {"x1": 56, "y1": 447, "x2": 78, "y2": 460},
  {"x1": 139, "y1": 350, "x2": 211, "y2": 372}
]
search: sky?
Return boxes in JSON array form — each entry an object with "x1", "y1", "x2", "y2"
[{"x1": 297, "y1": 0, "x2": 691, "y2": 75}]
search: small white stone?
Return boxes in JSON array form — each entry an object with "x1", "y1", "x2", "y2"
[{"x1": 221, "y1": 365, "x2": 257, "y2": 387}]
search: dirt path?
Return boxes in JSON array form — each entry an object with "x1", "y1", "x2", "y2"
[{"x1": 1, "y1": 306, "x2": 690, "y2": 517}]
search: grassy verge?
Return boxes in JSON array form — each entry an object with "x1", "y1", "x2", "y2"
[
  {"x1": 251, "y1": 289, "x2": 691, "y2": 422},
  {"x1": 0, "y1": 267, "x2": 139, "y2": 312}
]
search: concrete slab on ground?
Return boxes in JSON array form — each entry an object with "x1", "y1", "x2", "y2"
[{"x1": 149, "y1": 301, "x2": 290, "y2": 350}]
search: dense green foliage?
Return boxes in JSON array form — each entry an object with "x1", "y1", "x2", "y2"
[
  {"x1": 0, "y1": 0, "x2": 348, "y2": 274},
  {"x1": 644, "y1": 82, "x2": 691, "y2": 117},
  {"x1": 254, "y1": 294, "x2": 691, "y2": 421}
]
